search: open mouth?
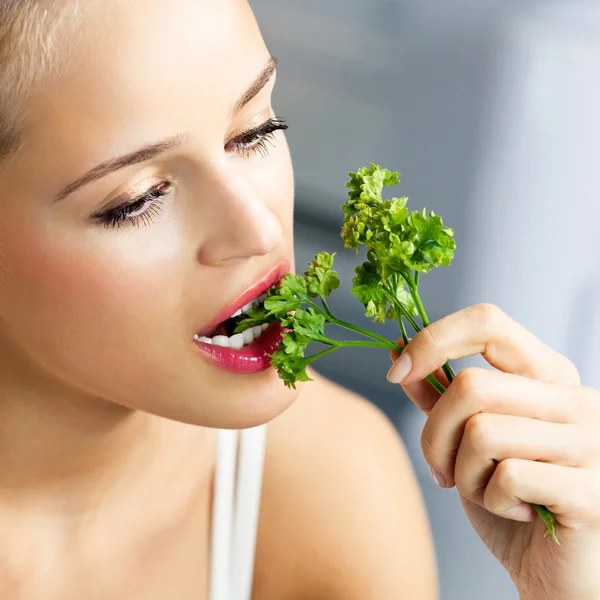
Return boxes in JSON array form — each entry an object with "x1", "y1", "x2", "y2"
[
  {"x1": 193, "y1": 293, "x2": 270, "y2": 349},
  {"x1": 191, "y1": 260, "x2": 290, "y2": 375}
]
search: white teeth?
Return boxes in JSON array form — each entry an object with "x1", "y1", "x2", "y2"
[
  {"x1": 195, "y1": 293, "x2": 271, "y2": 348},
  {"x1": 195, "y1": 326, "x2": 265, "y2": 348},
  {"x1": 212, "y1": 336, "x2": 230, "y2": 348},
  {"x1": 228, "y1": 293, "x2": 268, "y2": 320},
  {"x1": 229, "y1": 333, "x2": 244, "y2": 350}
]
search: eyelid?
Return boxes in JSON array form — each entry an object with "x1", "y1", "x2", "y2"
[
  {"x1": 97, "y1": 173, "x2": 174, "y2": 212},
  {"x1": 225, "y1": 107, "x2": 275, "y2": 144}
]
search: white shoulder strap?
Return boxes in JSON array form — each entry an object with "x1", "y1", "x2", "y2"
[
  {"x1": 231, "y1": 425, "x2": 267, "y2": 600},
  {"x1": 209, "y1": 425, "x2": 267, "y2": 600}
]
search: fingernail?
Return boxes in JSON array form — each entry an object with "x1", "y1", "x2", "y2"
[
  {"x1": 387, "y1": 353, "x2": 412, "y2": 384},
  {"x1": 429, "y1": 466, "x2": 446, "y2": 488}
]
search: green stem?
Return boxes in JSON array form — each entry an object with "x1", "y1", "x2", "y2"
[
  {"x1": 404, "y1": 272, "x2": 456, "y2": 384},
  {"x1": 320, "y1": 296, "x2": 335, "y2": 320},
  {"x1": 334, "y1": 340, "x2": 400, "y2": 351},
  {"x1": 306, "y1": 299, "x2": 330, "y2": 318},
  {"x1": 304, "y1": 345, "x2": 338, "y2": 365},
  {"x1": 398, "y1": 316, "x2": 409, "y2": 348},
  {"x1": 425, "y1": 373, "x2": 447, "y2": 395},
  {"x1": 402, "y1": 275, "x2": 557, "y2": 543},
  {"x1": 532, "y1": 504, "x2": 560, "y2": 545},
  {"x1": 382, "y1": 288, "x2": 421, "y2": 333},
  {"x1": 330, "y1": 317, "x2": 398, "y2": 346},
  {"x1": 414, "y1": 270, "x2": 420, "y2": 287},
  {"x1": 305, "y1": 298, "x2": 392, "y2": 346}
]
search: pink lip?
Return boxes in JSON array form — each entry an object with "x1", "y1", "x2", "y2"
[
  {"x1": 193, "y1": 260, "x2": 290, "y2": 374},
  {"x1": 194, "y1": 323, "x2": 284, "y2": 375}
]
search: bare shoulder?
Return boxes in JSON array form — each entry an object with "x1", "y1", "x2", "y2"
[{"x1": 253, "y1": 372, "x2": 438, "y2": 600}]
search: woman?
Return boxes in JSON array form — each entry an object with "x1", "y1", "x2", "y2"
[{"x1": 0, "y1": 1, "x2": 598, "y2": 598}]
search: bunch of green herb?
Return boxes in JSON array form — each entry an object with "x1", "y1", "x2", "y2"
[{"x1": 234, "y1": 163, "x2": 558, "y2": 544}]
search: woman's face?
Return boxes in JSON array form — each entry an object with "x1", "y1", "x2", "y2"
[{"x1": 0, "y1": 0, "x2": 297, "y2": 428}]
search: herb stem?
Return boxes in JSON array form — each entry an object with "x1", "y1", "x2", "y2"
[
  {"x1": 382, "y1": 288, "x2": 421, "y2": 333},
  {"x1": 334, "y1": 340, "x2": 400, "y2": 351},
  {"x1": 304, "y1": 346, "x2": 338, "y2": 364},
  {"x1": 404, "y1": 272, "x2": 457, "y2": 384},
  {"x1": 305, "y1": 299, "x2": 329, "y2": 317},
  {"x1": 329, "y1": 317, "x2": 398, "y2": 346},
  {"x1": 425, "y1": 374, "x2": 447, "y2": 395},
  {"x1": 320, "y1": 296, "x2": 335, "y2": 320},
  {"x1": 399, "y1": 316, "x2": 410, "y2": 347}
]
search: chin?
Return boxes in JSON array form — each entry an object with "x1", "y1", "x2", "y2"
[
  {"x1": 210, "y1": 371, "x2": 302, "y2": 430},
  {"x1": 129, "y1": 367, "x2": 301, "y2": 430}
]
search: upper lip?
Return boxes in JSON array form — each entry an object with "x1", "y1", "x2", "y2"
[{"x1": 196, "y1": 260, "x2": 290, "y2": 337}]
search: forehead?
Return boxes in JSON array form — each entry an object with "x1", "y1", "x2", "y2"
[{"x1": 21, "y1": 0, "x2": 269, "y2": 164}]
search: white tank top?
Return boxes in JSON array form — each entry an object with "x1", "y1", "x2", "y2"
[{"x1": 209, "y1": 426, "x2": 267, "y2": 600}]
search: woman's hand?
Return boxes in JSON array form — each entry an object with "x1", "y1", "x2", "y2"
[{"x1": 387, "y1": 303, "x2": 600, "y2": 600}]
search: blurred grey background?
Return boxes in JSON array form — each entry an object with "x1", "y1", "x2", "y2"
[{"x1": 251, "y1": 1, "x2": 600, "y2": 599}]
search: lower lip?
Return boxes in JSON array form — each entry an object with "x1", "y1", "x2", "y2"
[{"x1": 193, "y1": 324, "x2": 284, "y2": 375}]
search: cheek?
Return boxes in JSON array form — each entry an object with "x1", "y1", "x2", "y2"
[
  {"x1": 262, "y1": 137, "x2": 295, "y2": 238},
  {"x1": 0, "y1": 220, "x2": 188, "y2": 368}
]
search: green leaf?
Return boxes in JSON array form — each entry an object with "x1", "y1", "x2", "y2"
[
  {"x1": 289, "y1": 308, "x2": 327, "y2": 343},
  {"x1": 532, "y1": 504, "x2": 560, "y2": 545},
  {"x1": 395, "y1": 278, "x2": 418, "y2": 317},
  {"x1": 277, "y1": 273, "x2": 309, "y2": 300},
  {"x1": 233, "y1": 305, "x2": 272, "y2": 333},
  {"x1": 304, "y1": 252, "x2": 341, "y2": 298},
  {"x1": 270, "y1": 349, "x2": 313, "y2": 389},
  {"x1": 352, "y1": 261, "x2": 388, "y2": 323}
]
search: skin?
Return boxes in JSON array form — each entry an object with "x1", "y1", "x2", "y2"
[
  {"x1": 390, "y1": 303, "x2": 600, "y2": 600},
  {"x1": 0, "y1": 0, "x2": 436, "y2": 598},
  {"x1": 1, "y1": 0, "x2": 596, "y2": 599}
]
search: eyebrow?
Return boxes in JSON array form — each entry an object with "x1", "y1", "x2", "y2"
[
  {"x1": 232, "y1": 55, "x2": 278, "y2": 117},
  {"x1": 53, "y1": 56, "x2": 279, "y2": 203}
]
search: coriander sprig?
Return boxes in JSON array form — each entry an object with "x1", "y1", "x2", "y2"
[{"x1": 234, "y1": 163, "x2": 559, "y2": 545}]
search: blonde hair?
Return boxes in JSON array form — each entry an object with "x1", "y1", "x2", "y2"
[{"x1": 0, "y1": 0, "x2": 80, "y2": 160}]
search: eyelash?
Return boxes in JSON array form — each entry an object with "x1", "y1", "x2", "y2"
[
  {"x1": 226, "y1": 116, "x2": 288, "y2": 158},
  {"x1": 94, "y1": 116, "x2": 289, "y2": 229}
]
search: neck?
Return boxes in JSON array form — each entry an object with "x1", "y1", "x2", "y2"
[{"x1": 0, "y1": 352, "x2": 213, "y2": 515}]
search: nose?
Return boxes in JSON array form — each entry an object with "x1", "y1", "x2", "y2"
[{"x1": 197, "y1": 167, "x2": 284, "y2": 266}]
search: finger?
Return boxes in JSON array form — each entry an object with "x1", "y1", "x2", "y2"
[
  {"x1": 400, "y1": 370, "x2": 449, "y2": 413},
  {"x1": 454, "y1": 414, "x2": 588, "y2": 505},
  {"x1": 421, "y1": 369, "x2": 596, "y2": 482},
  {"x1": 391, "y1": 339, "x2": 449, "y2": 412},
  {"x1": 482, "y1": 459, "x2": 600, "y2": 528},
  {"x1": 388, "y1": 303, "x2": 581, "y2": 387}
]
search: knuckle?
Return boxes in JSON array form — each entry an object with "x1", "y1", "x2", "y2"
[
  {"x1": 566, "y1": 472, "x2": 600, "y2": 520},
  {"x1": 570, "y1": 426, "x2": 595, "y2": 467},
  {"x1": 463, "y1": 413, "x2": 495, "y2": 455},
  {"x1": 420, "y1": 427, "x2": 438, "y2": 467},
  {"x1": 451, "y1": 368, "x2": 485, "y2": 400},
  {"x1": 454, "y1": 472, "x2": 470, "y2": 500},
  {"x1": 482, "y1": 488, "x2": 503, "y2": 515},
  {"x1": 561, "y1": 358, "x2": 582, "y2": 386},
  {"x1": 572, "y1": 387, "x2": 600, "y2": 424},
  {"x1": 581, "y1": 385, "x2": 600, "y2": 409},
  {"x1": 583, "y1": 475, "x2": 600, "y2": 520},
  {"x1": 494, "y1": 458, "x2": 521, "y2": 492},
  {"x1": 420, "y1": 324, "x2": 442, "y2": 355},
  {"x1": 471, "y1": 302, "x2": 504, "y2": 328}
]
